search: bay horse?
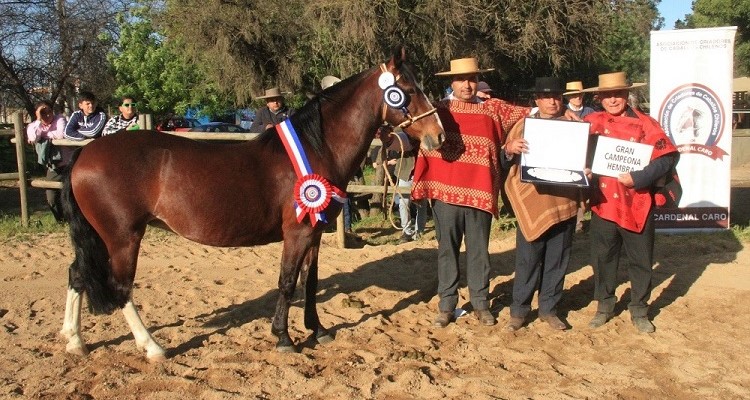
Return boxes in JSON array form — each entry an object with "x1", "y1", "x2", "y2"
[{"x1": 59, "y1": 46, "x2": 444, "y2": 361}]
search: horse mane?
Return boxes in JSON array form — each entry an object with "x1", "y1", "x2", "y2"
[{"x1": 257, "y1": 68, "x2": 372, "y2": 157}]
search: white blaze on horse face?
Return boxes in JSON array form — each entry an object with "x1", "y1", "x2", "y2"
[
  {"x1": 122, "y1": 301, "x2": 166, "y2": 362},
  {"x1": 60, "y1": 288, "x2": 87, "y2": 356}
]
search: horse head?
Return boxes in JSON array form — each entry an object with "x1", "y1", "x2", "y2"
[{"x1": 380, "y1": 46, "x2": 444, "y2": 151}]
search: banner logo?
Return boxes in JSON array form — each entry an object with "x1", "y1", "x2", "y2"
[{"x1": 658, "y1": 83, "x2": 728, "y2": 160}]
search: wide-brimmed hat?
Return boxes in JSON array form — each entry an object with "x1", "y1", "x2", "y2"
[
  {"x1": 320, "y1": 76, "x2": 341, "y2": 90},
  {"x1": 563, "y1": 81, "x2": 585, "y2": 96},
  {"x1": 523, "y1": 77, "x2": 566, "y2": 94},
  {"x1": 256, "y1": 87, "x2": 290, "y2": 100},
  {"x1": 435, "y1": 58, "x2": 494, "y2": 76},
  {"x1": 477, "y1": 81, "x2": 493, "y2": 93},
  {"x1": 581, "y1": 72, "x2": 646, "y2": 93}
]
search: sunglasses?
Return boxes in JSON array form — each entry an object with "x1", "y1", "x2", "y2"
[{"x1": 121, "y1": 103, "x2": 137, "y2": 107}]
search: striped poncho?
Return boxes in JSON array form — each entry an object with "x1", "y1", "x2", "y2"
[{"x1": 411, "y1": 98, "x2": 528, "y2": 217}]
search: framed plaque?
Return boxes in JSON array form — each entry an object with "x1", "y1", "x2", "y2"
[
  {"x1": 520, "y1": 118, "x2": 591, "y2": 187},
  {"x1": 591, "y1": 136, "x2": 653, "y2": 178}
]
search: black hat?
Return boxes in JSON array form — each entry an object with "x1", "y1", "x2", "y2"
[{"x1": 523, "y1": 77, "x2": 566, "y2": 94}]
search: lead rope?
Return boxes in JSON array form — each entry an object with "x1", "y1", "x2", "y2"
[{"x1": 380, "y1": 131, "x2": 408, "y2": 230}]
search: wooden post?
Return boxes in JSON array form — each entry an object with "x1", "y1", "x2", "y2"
[
  {"x1": 13, "y1": 112, "x2": 28, "y2": 227},
  {"x1": 137, "y1": 114, "x2": 153, "y2": 130},
  {"x1": 336, "y1": 211, "x2": 346, "y2": 248}
]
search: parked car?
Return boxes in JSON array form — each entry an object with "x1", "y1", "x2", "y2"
[
  {"x1": 156, "y1": 117, "x2": 200, "y2": 132},
  {"x1": 189, "y1": 122, "x2": 250, "y2": 133}
]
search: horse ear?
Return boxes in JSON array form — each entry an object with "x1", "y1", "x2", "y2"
[{"x1": 391, "y1": 45, "x2": 406, "y2": 69}]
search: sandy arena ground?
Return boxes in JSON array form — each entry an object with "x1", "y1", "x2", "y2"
[{"x1": 0, "y1": 169, "x2": 749, "y2": 399}]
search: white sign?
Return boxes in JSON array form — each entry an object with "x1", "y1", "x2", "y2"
[
  {"x1": 521, "y1": 118, "x2": 590, "y2": 170},
  {"x1": 520, "y1": 118, "x2": 591, "y2": 186},
  {"x1": 591, "y1": 136, "x2": 653, "y2": 178}
]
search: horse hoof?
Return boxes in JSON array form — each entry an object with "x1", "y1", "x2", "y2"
[
  {"x1": 147, "y1": 352, "x2": 167, "y2": 363},
  {"x1": 276, "y1": 344, "x2": 298, "y2": 353},
  {"x1": 316, "y1": 334, "x2": 334, "y2": 345},
  {"x1": 65, "y1": 343, "x2": 88, "y2": 357}
]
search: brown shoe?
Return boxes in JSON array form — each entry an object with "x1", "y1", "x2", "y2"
[
  {"x1": 433, "y1": 311, "x2": 453, "y2": 327},
  {"x1": 475, "y1": 309, "x2": 496, "y2": 326},
  {"x1": 540, "y1": 314, "x2": 567, "y2": 330},
  {"x1": 504, "y1": 316, "x2": 525, "y2": 332}
]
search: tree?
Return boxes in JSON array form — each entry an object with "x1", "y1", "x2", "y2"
[
  {"x1": 680, "y1": 0, "x2": 750, "y2": 76},
  {"x1": 0, "y1": 0, "x2": 127, "y2": 117},
  {"x1": 160, "y1": 0, "x2": 615, "y2": 101},
  {"x1": 592, "y1": 0, "x2": 662, "y2": 82},
  {"x1": 108, "y1": 2, "x2": 233, "y2": 118}
]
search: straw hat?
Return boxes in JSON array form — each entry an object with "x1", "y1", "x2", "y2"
[
  {"x1": 256, "y1": 87, "x2": 290, "y2": 100},
  {"x1": 563, "y1": 81, "x2": 585, "y2": 96},
  {"x1": 435, "y1": 57, "x2": 494, "y2": 76},
  {"x1": 320, "y1": 76, "x2": 341, "y2": 90},
  {"x1": 581, "y1": 72, "x2": 646, "y2": 93},
  {"x1": 522, "y1": 77, "x2": 566, "y2": 94}
]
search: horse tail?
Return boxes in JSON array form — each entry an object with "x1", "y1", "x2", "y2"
[{"x1": 62, "y1": 149, "x2": 129, "y2": 315}]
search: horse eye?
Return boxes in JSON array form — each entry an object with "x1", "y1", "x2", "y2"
[{"x1": 405, "y1": 88, "x2": 416, "y2": 95}]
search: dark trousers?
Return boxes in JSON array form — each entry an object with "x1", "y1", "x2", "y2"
[
  {"x1": 432, "y1": 200, "x2": 492, "y2": 312},
  {"x1": 511, "y1": 217, "x2": 575, "y2": 318},
  {"x1": 590, "y1": 212, "x2": 654, "y2": 318},
  {"x1": 46, "y1": 167, "x2": 66, "y2": 222}
]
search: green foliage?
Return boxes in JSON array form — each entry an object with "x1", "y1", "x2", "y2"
[
  {"x1": 593, "y1": 0, "x2": 661, "y2": 82},
  {"x1": 685, "y1": 0, "x2": 750, "y2": 76},
  {"x1": 159, "y1": 0, "x2": 613, "y2": 100},
  {"x1": 109, "y1": 2, "x2": 234, "y2": 118}
]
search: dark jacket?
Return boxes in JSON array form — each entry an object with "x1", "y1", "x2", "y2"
[
  {"x1": 248, "y1": 106, "x2": 295, "y2": 133},
  {"x1": 64, "y1": 108, "x2": 107, "y2": 140}
]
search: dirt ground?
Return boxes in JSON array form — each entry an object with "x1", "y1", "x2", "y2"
[{"x1": 0, "y1": 172, "x2": 748, "y2": 399}]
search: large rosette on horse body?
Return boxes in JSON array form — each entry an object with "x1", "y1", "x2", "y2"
[{"x1": 293, "y1": 173, "x2": 345, "y2": 225}]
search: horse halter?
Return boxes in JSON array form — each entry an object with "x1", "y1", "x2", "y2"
[{"x1": 379, "y1": 64, "x2": 437, "y2": 129}]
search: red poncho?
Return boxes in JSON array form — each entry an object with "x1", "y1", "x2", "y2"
[
  {"x1": 411, "y1": 98, "x2": 528, "y2": 217},
  {"x1": 585, "y1": 109, "x2": 678, "y2": 232}
]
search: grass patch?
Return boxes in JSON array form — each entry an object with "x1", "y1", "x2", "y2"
[{"x1": 0, "y1": 211, "x2": 67, "y2": 242}]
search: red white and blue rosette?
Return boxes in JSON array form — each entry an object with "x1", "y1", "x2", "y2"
[{"x1": 276, "y1": 120, "x2": 346, "y2": 226}]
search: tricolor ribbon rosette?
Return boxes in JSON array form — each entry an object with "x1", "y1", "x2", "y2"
[{"x1": 276, "y1": 120, "x2": 346, "y2": 226}]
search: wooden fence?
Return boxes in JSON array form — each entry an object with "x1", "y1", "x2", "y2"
[{"x1": 3, "y1": 112, "x2": 392, "y2": 248}]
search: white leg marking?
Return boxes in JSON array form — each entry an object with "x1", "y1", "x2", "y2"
[
  {"x1": 60, "y1": 288, "x2": 88, "y2": 356},
  {"x1": 122, "y1": 301, "x2": 166, "y2": 362}
]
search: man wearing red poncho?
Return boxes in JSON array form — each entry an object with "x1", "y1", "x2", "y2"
[
  {"x1": 582, "y1": 72, "x2": 678, "y2": 333},
  {"x1": 411, "y1": 58, "x2": 529, "y2": 327}
]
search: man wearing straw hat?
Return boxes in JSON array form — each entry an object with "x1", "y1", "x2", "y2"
[
  {"x1": 582, "y1": 72, "x2": 678, "y2": 333},
  {"x1": 564, "y1": 81, "x2": 594, "y2": 119},
  {"x1": 412, "y1": 57, "x2": 531, "y2": 328},
  {"x1": 249, "y1": 87, "x2": 295, "y2": 133}
]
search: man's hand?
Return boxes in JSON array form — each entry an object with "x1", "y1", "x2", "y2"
[
  {"x1": 618, "y1": 172, "x2": 634, "y2": 187},
  {"x1": 504, "y1": 138, "x2": 528, "y2": 156},
  {"x1": 563, "y1": 109, "x2": 583, "y2": 121}
]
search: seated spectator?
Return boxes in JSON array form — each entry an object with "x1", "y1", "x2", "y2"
[
  {"x1": 65, "y1": 91, "x2": 107, "y2": 140},
  {"x1": 103, "y1": 96, "x2": 140, "y2": 135},
  {"x1": 26, "y1": 100, "x2": 72, "y2": 222}
]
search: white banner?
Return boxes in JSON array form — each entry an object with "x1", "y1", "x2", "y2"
[{"x1": 650, "y1": 27, "x2": 737, "y2": 230}]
